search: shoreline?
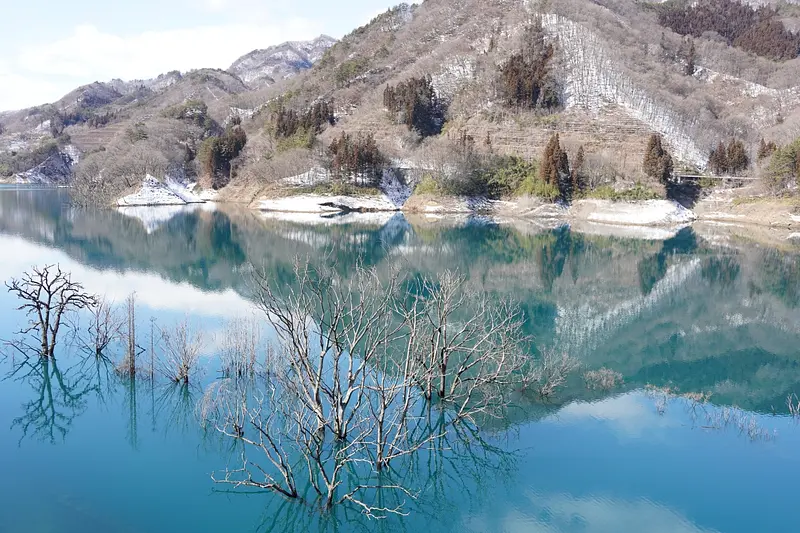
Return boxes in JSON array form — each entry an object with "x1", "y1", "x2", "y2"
[{"x1": 244, "y1": 191, "x2": 800, "y2": 231}]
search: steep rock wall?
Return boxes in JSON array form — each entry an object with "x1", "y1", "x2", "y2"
[{"x1": 542, "y1": 14, "x2": 708, "y2": 168}]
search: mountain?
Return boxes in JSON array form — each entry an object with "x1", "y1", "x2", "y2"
[
  {"x1": 228, "y1": 35, "x2": 337, "y2": 89},
  {"x1": 3, "y1": 0, "x2": 800, "y2": 201}
]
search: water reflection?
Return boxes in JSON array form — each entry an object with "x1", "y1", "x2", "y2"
[
  {"x1": 5, "y1": 354, "x2": 106, "y2": 444},
  {"x1": 1, "y1": 189, "x2": 800, "y2": 533}
]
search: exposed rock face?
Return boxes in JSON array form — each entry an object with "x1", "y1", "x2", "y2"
[
  {"x1": 541, "y1": 14, "x2": 708, "y2": 169},
  {"x1": 16, "y1": 146, "x2": 79, "y2": 185},
  {"x1": 228, "y1": 35, "x2": 337, "y2": 89}
]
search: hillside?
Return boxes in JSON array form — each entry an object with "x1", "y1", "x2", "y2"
[
  {"x1": 228, "y1": 35, "x2": 338, "y2": 89},
  {"x1": 3, "y1": 0, "x2": 800, "y2": 208}
]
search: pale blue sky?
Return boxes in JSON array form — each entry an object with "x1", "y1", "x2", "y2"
[{"x1": 0, "y1": 0, "x2": 398, "y2": 111}]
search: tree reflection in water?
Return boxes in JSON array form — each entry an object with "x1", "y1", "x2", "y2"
[{"x1": 5, "y1": 353, "x2": 108, "y2": 444}]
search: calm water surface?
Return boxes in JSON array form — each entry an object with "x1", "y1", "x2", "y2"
[{"x1": 1, "y1": 187, "x2": 799, "y2": 533}]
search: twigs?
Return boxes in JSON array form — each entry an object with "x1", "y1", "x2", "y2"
[
  {"x1": 5, "y1": 264, "x2": 98, "y2": 359},
  {"x1": 203, "y1": 259, "x2": 580, "y2": 518}
]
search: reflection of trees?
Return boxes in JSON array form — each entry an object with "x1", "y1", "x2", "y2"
[
  {"x1": 249, "y1": 417, "x2": 519, "y2": 533},
  {"x1": 8, "y1": 355, "x2": 100, "y2": 444},
  {"x1": 153, "y1": 382, "x2": 199, "y2": 436},
  {"x1": 121, "y1": 376, "x2": 139, "y2": 449},
  {"x1": 638, "y1": 253, "x2": 667, "y2": 295},
  {"x1": 637, "y1": 228, "x2": 698, "y2": 295},
  {"x1": 756, "y1": 249, "x2": 800, "y2": 308},
  {"x1": 701, "y1": 256, "x2": 741, "y2": 289}
]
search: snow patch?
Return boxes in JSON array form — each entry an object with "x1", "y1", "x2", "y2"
[
  {"x1": 381, "y1": 169, "x2": 412, "y2": 208},
  {"x1": 117, "y1": 175, "x2": 207, "y2": 206},
  {"x1": 578, "y1": 199, "x2": 696, "y2": 226}
]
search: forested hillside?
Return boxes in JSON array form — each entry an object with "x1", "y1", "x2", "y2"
[{"x1": 3, "y1": 0, "x2": 800, "y2": 204}]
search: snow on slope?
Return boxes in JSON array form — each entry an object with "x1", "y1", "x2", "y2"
[
  {"x1": 574, "y1": 199, "x2": 697, "y2": 226},
  {"x1": 117, "y1": 175, "x2": 207, "y2": 206},
  {"x1": 541, "y1": 13, "x2": 708, "y2": 168}
]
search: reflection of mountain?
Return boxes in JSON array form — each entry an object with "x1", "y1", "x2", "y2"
[{"x1": 1, "y1": 189, "x2": 800, "y2": 413}]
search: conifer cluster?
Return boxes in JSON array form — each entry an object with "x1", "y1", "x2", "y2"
[
  {"x1": 658, "y1": 0, "x2": 800, "y2": 61},
  {"x1": 272, "y1": 101, "x2": 335, "y2": 139},
  {"x1": 198, "y1": 117, "x2": 248, "y2": 189},
  {"x1": 540, "y1": 134, "x2": 572, "y2": 200},
  {"x1": 643, "y1": 134, "x2": 673, "y2": 184},
  {"x1": 499, "y1": 22, "x2": 560, "y2": 110},
  {"x1": 708, "y1": 139, "x2": 749, "y2": 175},
  {"x1": 383, "y1": 76, "x2": 444, "y2": 137},
  {"x1": 327, "y1": 133, "x2": 385, "y2": 186},
  {"x1": 757, "y1": 139, "x2": 778, "y2": 161}
]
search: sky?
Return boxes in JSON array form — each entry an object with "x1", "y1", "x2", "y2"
[{"x1": 0, "y1": 0, "x2": 397, "y2": 111}]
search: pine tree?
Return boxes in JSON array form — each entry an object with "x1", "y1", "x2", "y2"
[
  {"x1": 726, "y1": 138, "x2": 749, "y2": 175},
  {"x1": 540, "y1": 134, "x2": 573, "y2": 200},
  {"x1": 557, "y1": 149, "x2": 572, "y2": 200},
  {"x1": 643, "y1": 134, "x2": 673, "y2": 184},
  {"x1": 540, "y1": 134, "x2": 559, "y2": 186},
  {"x1": 757, "y1": 138, "x2": 777, "y2": 161},
  {"x1": 708, "y1": 141, "x2": 729, "y2": 175},
  {"x1": 571, "y1": 145, "x2": 585, "y2": 195},
  {"x1": 684, "y1": 38, "x2": 696, "y2": 76}
]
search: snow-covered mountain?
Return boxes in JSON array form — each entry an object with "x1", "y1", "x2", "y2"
[{"x1": 228, "y1": 35, "x2": 337, "y2": 89}]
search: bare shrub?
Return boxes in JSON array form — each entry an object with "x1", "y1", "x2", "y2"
[
  {"x1": 583, "y1": 368, "x2": 624, "y2": 391},
  {"x1": 219, "y1": 316, "x2": 261, "y2": 380},
  {"x1": 159, "y1": 319, "x2": 203, "y2": 384},
  {"x1": 787, "y1": 393, "x2": 800, "y2": 418},
  {"x1": 79, "y1": 296, "x2": 123, "y2": 357},
  {"x1": 530, "y1": 349, "x2": 580, "y2": 399}
]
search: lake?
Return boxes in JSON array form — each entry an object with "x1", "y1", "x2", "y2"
[{"x1": 1, "y1": 186, "x2": 799, "y2": 533}]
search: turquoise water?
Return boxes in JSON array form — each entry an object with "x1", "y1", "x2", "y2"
[{"x1": 1, "y1": 187, "x2": 800, "y2": 532}]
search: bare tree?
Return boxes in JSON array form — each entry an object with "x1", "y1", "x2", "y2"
[
  {"x1": 398, "y1": 270, "x2": 535, "y2": 421},
  {"x1": 73, "y1": 296, "x2": 123, "y2": 357},
  {"x1": 5, "y1": 265, "x2": 98, "y2": 359},
  {"x1": 219, "y1": 316, "x2": 262, "y2": 380},
  {"x1": 159, "y1": 319, "x2": 203, "y2": 384},
  {"x1": 530, "y1": 349, "x2": 580, "y2": 399},
  {"x1": 202, "y1": 260, "x2": 578, "y2": 517},
  {"x1": 118, "y1": 293, "x2": 140, "y2": 377}
]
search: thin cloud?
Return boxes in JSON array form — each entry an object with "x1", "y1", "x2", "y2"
[{"x1": 4, "y1": 18, "x2": 321, "y2": 109}]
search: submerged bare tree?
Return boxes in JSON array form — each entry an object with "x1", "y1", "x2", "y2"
[
  {"x1": 5, "y1": 265, "x2": 98, "y2": 358},
  {"x1": 118, "y1": 293, "x2": 142, "y2": 377},
  {"x1": 73, "y1": 296, "x2": 124, "y2": 357},
  {"x1": 202, "y1": 261, "x2": 577, "y2": 517},
  {"x1": 219, "y1": 316, "x2": 262, "y2": 379},
  {"x1": 159, "y1": 319, "x2": 203, "y2": 384}
]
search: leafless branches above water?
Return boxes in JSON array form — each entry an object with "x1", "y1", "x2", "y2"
[{"x1": 201, "y1": 260, "x2": 579, "y2": 517}]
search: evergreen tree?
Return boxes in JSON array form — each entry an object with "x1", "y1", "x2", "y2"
[
  {"x1": 726, "y1": 138, "x2": 749, "y2": 174},
  {"x1": 757, "y1": 138, "x2": 777, "y2": 161},
  {"x1": 198, "y1": 122, "x2": 248, "y2": 189},
  {"x1": 540, "y1": 133, "x2": 572, "y2": 200},
  {"x1": 643, "y1": 134, "x2": 673, "y2": 184},
  {"x1": 383, "y1": 76, "x2": 443, "y2": 137},
  {"x1": 571, "y1": 145, "x2": 585, "y2": 195},
  {"x1": 327, "y1": 133, "x2": 385, "y2": 186},
  {"x1": 708, "y1": 141, "x2": 729, "y2": 175},
  {"x1": 499, "y1": 21, "x2": 560, "y2": 110},
  {"x1": 684, "y1": 38, "x2": 696, "y2": 76},
  {"x1": 540, "y1": 134, "x2": 560, "y2": 186}
]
